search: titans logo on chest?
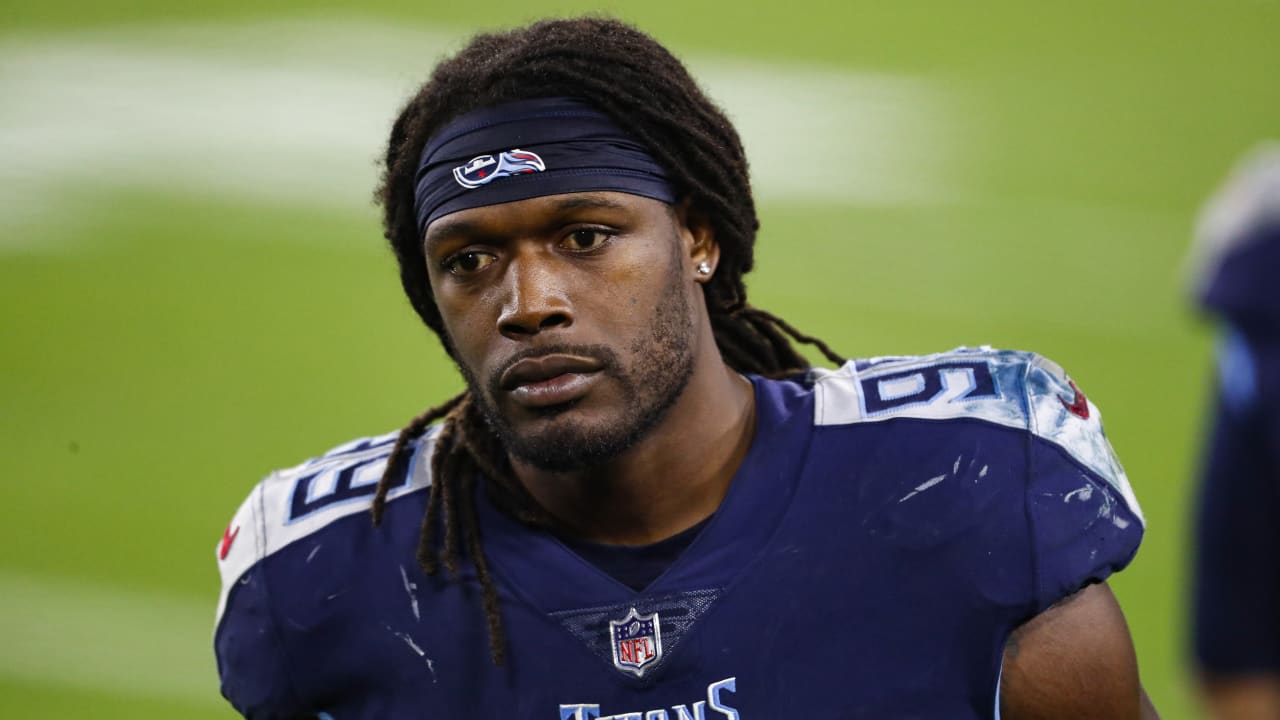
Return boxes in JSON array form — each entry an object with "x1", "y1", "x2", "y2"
[{"x1": 610, "y1": 608, "x2": 663, "y2": 676}]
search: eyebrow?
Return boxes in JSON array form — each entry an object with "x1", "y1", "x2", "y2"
[
  {"x1": 423, "y1": 218, "x2": 486, "y2": 252},
  {"x1": 423, "y1": 193, "x2": 631, "y2": 251}
]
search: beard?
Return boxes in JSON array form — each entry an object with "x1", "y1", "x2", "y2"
[{"x1": 458, "y1": 261, "x2": 696, "y2": 473}]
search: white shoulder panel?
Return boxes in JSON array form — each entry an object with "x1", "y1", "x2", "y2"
[
  {"x1": 214, "y1": 427, "x2": 438, "y2": 623},
  {"x1": 813, "y1": 346, "x2": 1143, "y2": 525},
  {"x1": 1022, "y1": 355, "x2": 1143, "y2": 525},
  {"x1": 214, "y1": 479, "x2": 266, "y2": 624},
  {"x1": 813, "y1": 346, "x2": 1026, "y2": 430}
]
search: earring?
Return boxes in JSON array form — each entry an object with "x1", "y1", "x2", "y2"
[{"x1": 697, "y1": 262, "x2": 712, "y2": 275}]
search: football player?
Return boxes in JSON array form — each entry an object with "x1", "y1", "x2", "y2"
[
  {"x1": 215, "y1": 17, "x2": 1158, "y2": 718},
  {"x1": 1190, "y1": 145, "x2": 1280, "y2": 719}
]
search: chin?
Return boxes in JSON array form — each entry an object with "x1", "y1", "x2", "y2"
[{"x1": 504, "y1": 412, "x2": 645, "y2": 473}]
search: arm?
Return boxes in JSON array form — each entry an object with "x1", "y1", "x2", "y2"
[
  {"x1": 216, "y1": 479, "x2": 305, "y2": 719},
  {"x1": 1000, "y1": 582, "x2": 1159, "y2": 720},
  {"x1": 1199, "y1": 675, "x2": 1280, "y2": 720}
]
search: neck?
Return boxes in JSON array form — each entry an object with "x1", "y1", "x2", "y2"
[{"x1": 511, "y1": 344, "x2": 756, "y2": 546}]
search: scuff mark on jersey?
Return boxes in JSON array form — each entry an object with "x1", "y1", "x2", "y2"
[
  {"x1": 1063, "y1": 486, "x2": 1093, "y2": 504},
  {"x1": 384, "y1": 624, "x2": 437, "y2": 683},
  {"x1": 899, "y1": 474, "x2": 947, "y2": 503},
  {"x1": 399, "y1": 564, "x2": 420, "y2": 622}
]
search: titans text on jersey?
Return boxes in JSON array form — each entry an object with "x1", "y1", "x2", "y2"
[{"x1": 215, "y1": 348, "x2": 1144, "y2": 719}]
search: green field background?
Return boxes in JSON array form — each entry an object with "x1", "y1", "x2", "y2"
[{"x1": 2, "y1": 1, "x2": 1277, "y2": 717}]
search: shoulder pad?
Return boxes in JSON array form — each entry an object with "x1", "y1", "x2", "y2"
[
  {"x1": 214, "y1": 428, "x2": 436, "y2": 623},
  {"x1": 813, "y1": 346, "x2": 1142, "y2": 525}
]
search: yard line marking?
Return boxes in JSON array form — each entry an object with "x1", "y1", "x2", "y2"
[
  {"x1": 0, "y1": 18, "x2": 960, "y2": 249},
  {"x1": 0, "y1": 569, "x2": 223, "y2": 707}
]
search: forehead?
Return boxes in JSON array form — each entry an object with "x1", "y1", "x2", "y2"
[{"x1": 423, "y1": 191, "x2": 674, "y2": 250}]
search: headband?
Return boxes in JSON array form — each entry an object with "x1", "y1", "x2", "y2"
[{"x1": 413, "y1": 97, "x2": 677, "y2": 234}]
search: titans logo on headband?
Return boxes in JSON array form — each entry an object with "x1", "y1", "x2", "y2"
[{"x1": 453, "y1": 149, "x2": 547, "y2": 189}]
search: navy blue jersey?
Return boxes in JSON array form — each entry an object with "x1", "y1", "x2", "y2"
[
  {"x1": 214, "y1": 348, "x2": 1144, "y2": 719},
  {"x1": 1193, "y1": 327, "x2": 1280, "y2": 673}
]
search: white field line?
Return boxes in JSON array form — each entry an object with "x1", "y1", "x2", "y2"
[
  {"x1": 0, "y1": 18, "x2": 960, "y2": 250},
  {"x1": 0, "y1": 569, "x2": 223, "y2": 707}
]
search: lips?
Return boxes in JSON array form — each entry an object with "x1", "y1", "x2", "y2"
[{"x1": 499, "y1": 353, "x2": 605, "y2": 408}]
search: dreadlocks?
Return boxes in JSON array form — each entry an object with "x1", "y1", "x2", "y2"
[{"x1": 370, "y1": 16, "x2": 845, "y2": 666}]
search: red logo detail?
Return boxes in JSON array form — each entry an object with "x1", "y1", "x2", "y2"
[
  {"x1": 219, "y1": 524, "x2": 240, "y2": 561},
  {"x1": 1060, "y1": 381, "x2": 1090, "y2": 420}
]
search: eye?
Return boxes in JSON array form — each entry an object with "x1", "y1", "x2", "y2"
[
  {"x1": 560, "y1": 228, "x2": 612, "y2": 252},
  {"x1": 442, "y1": 251, "x2": 496, "y2": 276}
]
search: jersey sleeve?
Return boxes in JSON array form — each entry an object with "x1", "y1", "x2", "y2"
[
  {"x1": 1021, "y1": 355, "x2": 1145, "y2": 612},
  {"x1": 214, "y1": 478, "x2": 306, "y2": 719},
  {"x1": 1193, "y1": 328, "x2": 1280, "y2": 673}
]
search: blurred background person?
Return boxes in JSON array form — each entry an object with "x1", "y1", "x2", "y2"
[{"x1": 1189, "y1": 145, "x2": 1280, "y2": 720}]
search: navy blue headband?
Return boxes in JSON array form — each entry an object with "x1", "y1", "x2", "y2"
[{"x1": 413, "y1": 97, "x2": 677, "y2": 234}]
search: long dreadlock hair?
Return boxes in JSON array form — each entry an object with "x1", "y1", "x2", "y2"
[{"x1": 370, "y1": 16, "x2": 845, "y2": 666}]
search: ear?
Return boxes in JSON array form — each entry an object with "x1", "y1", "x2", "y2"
[{"x1": 674, "y1": 200, "x2": 719, "y2": 284}]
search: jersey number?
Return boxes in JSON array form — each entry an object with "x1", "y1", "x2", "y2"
[
  {"x1": 287, "y1": 440, "x2": 410, "y2": 523},
  {"x1": 860, "y1": 361, "x2": 999, "y2": 417}
]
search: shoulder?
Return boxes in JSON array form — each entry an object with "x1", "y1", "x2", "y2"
[
  {"x1": 811, "y1": 346, "x2": 1142, "y2": 524},
  {"x1": 213, "y1": 427, "x2": 439, "y2": 716},
  {"x1": 809, "y1": 346, "x2": 1144, "y2": 610},
  {"x1": 1190, "y1": 143, "x2": 1280, "y2": 320},
  {"x1": 215, "y1": 427, "x2": 438, "y2": 623}
]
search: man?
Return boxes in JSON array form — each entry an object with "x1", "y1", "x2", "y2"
[
  {"x1": 215, "y1": 17, "x2": 1156, "y2": 718},
  {"x1": 1190, "y1": 145, "x2": 1280, "y2": 719}
]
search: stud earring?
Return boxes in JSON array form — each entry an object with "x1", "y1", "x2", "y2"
[{"x1": 697, "y1": 262, "x2": 712, "y2": 275}]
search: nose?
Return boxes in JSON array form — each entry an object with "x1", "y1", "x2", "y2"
[{"x1": 496, "y1": 251, "x2": 573, "y2": 338}]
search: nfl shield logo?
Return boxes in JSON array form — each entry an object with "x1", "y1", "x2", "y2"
[
  {"x1": 453, "y1": 148, "x2": 546, "y2": 188},
  {"x1": 609, "y1": 608, "x2": 663, "y2": 677}
]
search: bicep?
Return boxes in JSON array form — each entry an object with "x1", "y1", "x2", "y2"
[{"x1": 1000, "y1": 582, "x2": 1158, "y2": 720}]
